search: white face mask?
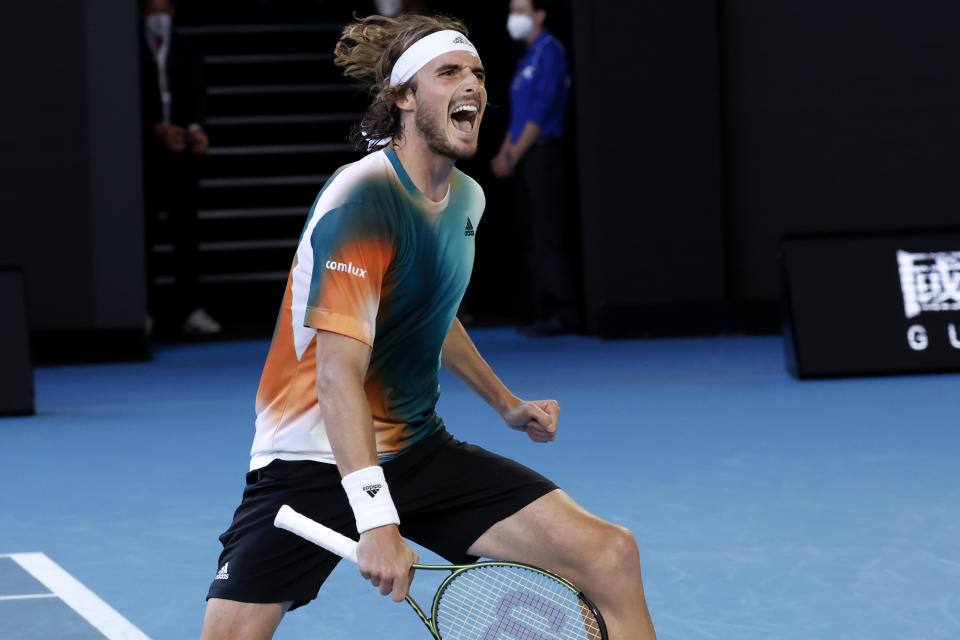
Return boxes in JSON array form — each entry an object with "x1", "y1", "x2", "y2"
[
  {"x1": 507, "y1": 13, "x2": 535, "y2": 41},
  {"x1": 144, "y1": 13, "x2": 172, "y2": 44},
  {"x1": 374, "y1": 0, "x2": 403, "y2": 17}
]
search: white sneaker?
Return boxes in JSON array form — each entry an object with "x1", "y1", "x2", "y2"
[{"x1": 182, "y1": 308, "x2": 222, "y2": 335}]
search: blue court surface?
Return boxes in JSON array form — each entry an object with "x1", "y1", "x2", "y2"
[{"x1": 1, "y1": 329, "x2": 958, "y2": 639}]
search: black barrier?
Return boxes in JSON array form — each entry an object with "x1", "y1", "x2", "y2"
[
  {"x1": 0, "y1": 267, "x2": 35, "y2": 415},
  {"x1": 782, "y1": 230, "x2": 960, "y2": 378}
]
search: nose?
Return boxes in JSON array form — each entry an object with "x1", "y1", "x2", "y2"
[
  {"x1": 462, "y1": 72, "x2": 482, "y2": 93},
  {"x1": 462, "y1": 81, "x2": 485, "y2": 100}
]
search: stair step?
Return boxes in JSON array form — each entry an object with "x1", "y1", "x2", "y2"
[
  {"x1": 154, "y1": 251, "x2": 295, "y2": 276},
  {"x1": 196, "y1": 183, "x2": 323, "y2": 209},
  {"x1": 200, "y1": 151, "x2": 358, "y2": 182},
  {"x1": 151, "y1": 11, "x2": 372, "y2": 319},
  {"x1": 205, "y1": 116, "x2": 357, "y2": 145},
  {"x1": 151, "y1": 214, "x2": 306, "y2": 244},
  {"x1": 207, "y1": 143, "x2": 355, "y2": 156},
  {"x1": 206, "y1": 113, "x2": 359, "y2": 125},
  {"x1": 153, "y1": 239, "x2": 298, "y2": 253},
  {"x1": 200, "y1": 271, "x2": 290, "y2": 284},
  {"x1": 204, "y1": 58, "x2": 342, "y2": 85},
  {"x1": 207, "y1": 85, "x2": 365, "y2": 117},
  {"x1": 199, "y1": 175, "x2": 330, "y2": 188},
  {"x1": 152, "y1": 246, "x2": 297, "y2": 275},
  {"x1": 207, "y1": 83, "x2": 350, "y2": 96},
  {"x1": 200, "y1": 239, "x2": 299, "y2": 251},
  {"x1": 178, "y1": 24, "x2": 341, "y2": 36},
  {"x1": 153, "y1": 271, "x2": 290, "y2": 285},
  {"x1": 205, "y1": 52, "x2": 333, "y2": 64},
  {"x1": 198, "y1": 207, "x2": 309, "y2": 220}
]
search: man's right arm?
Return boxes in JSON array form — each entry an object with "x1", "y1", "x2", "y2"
[{"x1": 315, "y1": 329, "x2": 419, "y2": 602}]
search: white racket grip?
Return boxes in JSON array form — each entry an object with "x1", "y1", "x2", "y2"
[{"x1": 274, "y1": 505, "x2": 359, "y2": 564}]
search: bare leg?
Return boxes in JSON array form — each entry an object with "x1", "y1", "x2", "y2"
[
  {"x1": 468, "y1": 489, "x2": 657, "y2": 640},
  {"x1": 199, "y1": 598, "x2": 290, "y2": 640}
]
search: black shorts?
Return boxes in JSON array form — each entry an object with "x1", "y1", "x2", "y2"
[{"x1": 206, "y1": 428, "x2": 558, "y2": 610}]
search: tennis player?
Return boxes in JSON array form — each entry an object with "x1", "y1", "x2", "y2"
[{"x1": 199, "y1": 13, "x2": 656, "y2": 640}]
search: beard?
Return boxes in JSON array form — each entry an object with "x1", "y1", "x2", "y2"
[{"x1": 414, "y1": 98, "x2": 478, "y2": 161}]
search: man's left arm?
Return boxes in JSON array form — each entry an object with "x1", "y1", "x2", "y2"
[{"x1": 441, "y1": 318, "x2": 558, "y2": 443}]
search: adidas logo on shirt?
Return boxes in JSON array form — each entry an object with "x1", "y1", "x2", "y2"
[
  {"x1": 464, "y1": 218, "x2": 475, "y2": 237},
  {"x1": 325, "y1": 260, "x2": 367, "y2": 279},
  {"x1": 215, "y1": 563, "x2": 230, "y2": 580}
]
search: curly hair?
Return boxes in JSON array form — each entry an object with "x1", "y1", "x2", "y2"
[{"x1": 334, "y1": 13, "x2": 470, "y2": 152}]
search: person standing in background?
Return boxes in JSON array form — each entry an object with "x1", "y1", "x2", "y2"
[
  {"x1": 491, "y1": 0, "x2": 580, "y2": 336},
  {"x1": 139, "y1": 0, "x2": 221, "y2": 335}
]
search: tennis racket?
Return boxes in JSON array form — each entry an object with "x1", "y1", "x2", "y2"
[{"x1": 274, "y1": 504, "x2": 608, "y2": 640}]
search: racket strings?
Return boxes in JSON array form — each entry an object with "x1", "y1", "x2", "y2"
[
  {"x1": 440, "y1": 571, "x2": 589, "y2": 635},
  {"x1": 439, "y1": 571, "x2": 600, "y2": 640},
  {"x1": 439, "y1": 590, "x2": 602, "y2": 640},
  {"x1": 435, "y1": 564, "x2": 603, "y2": 640}
]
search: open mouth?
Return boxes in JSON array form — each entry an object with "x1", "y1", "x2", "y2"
[{"x1": 450, "y1": 103, "x2": 479, "y2": 135}]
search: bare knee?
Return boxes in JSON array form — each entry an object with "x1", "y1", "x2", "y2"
[
  {"x1": 567, "y1": 523, "x2": 645, "y2": 601},
  {"x1": 556, "y1": 522, "x2": 641, "y2": 591},
  {"x1": 596, "y1": 524, "x2": 641, "y2": 575},
  {"x1": 199, "y1": 598, "x2": 289, "y2": 640}
]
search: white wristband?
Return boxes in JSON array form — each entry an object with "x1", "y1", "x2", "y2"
[{"x1": 341, "y1": 466, "x2": 400, "y2": 534}]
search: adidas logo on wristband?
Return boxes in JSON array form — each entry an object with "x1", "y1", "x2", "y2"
[{"x1": 342, "y1": 466, "x2": 399, "y2": 533}]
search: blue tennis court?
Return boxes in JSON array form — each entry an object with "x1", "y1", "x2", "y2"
[{"x1": 1, "y1": 329, "x2": 958, "y2": 639}]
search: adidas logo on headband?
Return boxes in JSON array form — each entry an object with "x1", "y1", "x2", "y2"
[{"x1": 389, "y1": 29, "x2": 481, "y2": 87}]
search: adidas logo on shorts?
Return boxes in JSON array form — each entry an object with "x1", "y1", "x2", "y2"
[{"x1": 215, "y1": 562, "x2": 230, "y2": 580}]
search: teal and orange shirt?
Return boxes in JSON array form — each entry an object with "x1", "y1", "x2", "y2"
[{"x1": 250, "y1": 148, "x2": 485, "y2": 469}]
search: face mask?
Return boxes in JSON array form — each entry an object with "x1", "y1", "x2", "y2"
[
  {"x1": 144, "y1": 13, "x2": 172, "y2": 43},
  {"x1": 374, "y1": 0, "x2": 403, "y2": 17},
  {"x1": 507, "y1": 13, "x2": 534, "y2": 41}
]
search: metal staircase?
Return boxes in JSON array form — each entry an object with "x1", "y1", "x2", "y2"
[{"x1": 151, "y1": 10, "x2": 367, "y2": 336}]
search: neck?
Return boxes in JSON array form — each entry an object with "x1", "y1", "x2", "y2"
[
  {"x1": 525, "y1": 25, "x2": 543, "y2": 46},
  {"x1": 392, "y1": 134, "x2": 456, "y2": 202}
]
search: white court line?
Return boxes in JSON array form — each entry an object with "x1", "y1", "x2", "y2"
[{"x1": 2, "y1": 552, "x2": 151, "y2": 640}]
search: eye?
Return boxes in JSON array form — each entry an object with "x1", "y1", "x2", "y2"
[{"x1": 475, "y1": 71, "x2": 486, "y2": 82}]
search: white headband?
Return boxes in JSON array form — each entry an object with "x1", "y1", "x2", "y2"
[{"x1": 389, "y1": 30, "x2": 481, "y2": 87}]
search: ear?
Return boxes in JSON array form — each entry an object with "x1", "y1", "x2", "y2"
[
  {"x1": 394, "y1": 86, "x2": 416, "y2": 113},
  {"x1": 534, "y1": 9, "x2": 547, "y2": 26}
]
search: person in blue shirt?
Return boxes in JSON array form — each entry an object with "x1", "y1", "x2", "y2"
[{"x1": 491, "y1": 0, "x2": 580, "y2": 336}]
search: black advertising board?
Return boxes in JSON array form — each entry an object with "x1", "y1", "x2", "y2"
[
  {"x1": 782, "y1": 230, "x2": 960, "y2": 378},
  {"x1": 0, "y1": 267, "x2": 35, "y2": 415}
]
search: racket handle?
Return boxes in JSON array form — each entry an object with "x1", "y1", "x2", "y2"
[{"x1": 274, "y1": 505, "x2": 359, "y2": 564}]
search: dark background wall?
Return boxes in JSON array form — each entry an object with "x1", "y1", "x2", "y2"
[
  {"x1": 572, "y1": 0, "x2": 960, "y2": 336},
  {"x1": 0, "y1": 0, "x2": 146, "y2": 361},
  {"x1": 3, "y1": 0, "x2": 959, "y2": 361},
  {"x1": 722, "y1": 1, "x2": 960, "y2": 302},
  {"x1": 571, "y1": 0, "x2": 726, "y2": 335}
]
